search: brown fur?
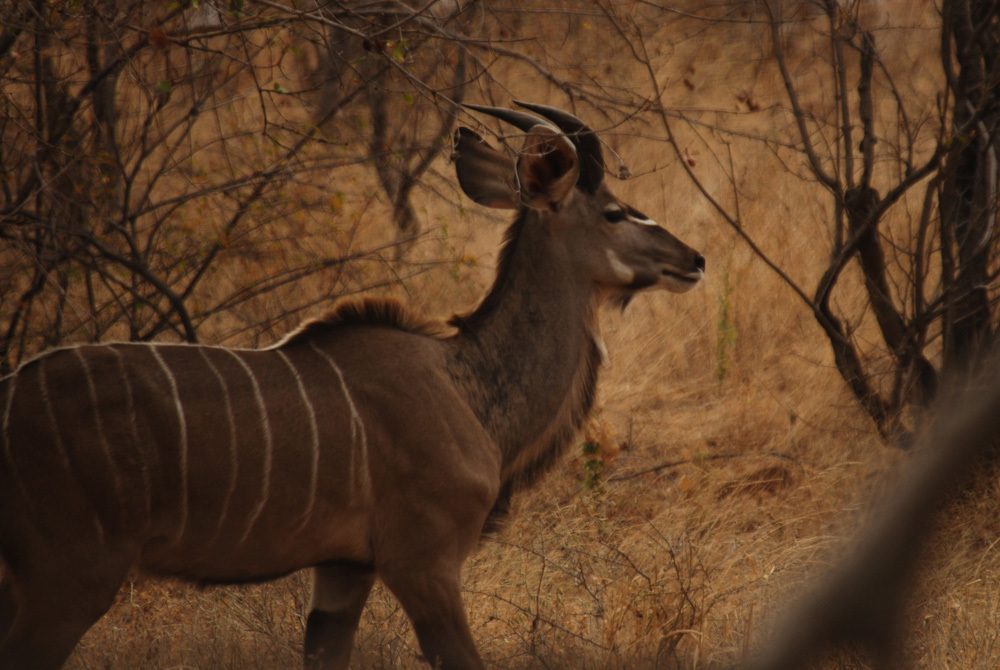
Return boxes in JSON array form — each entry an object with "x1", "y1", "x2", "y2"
[{"x1": 0, "y1": 106, "x2": 703, "y2": 670}]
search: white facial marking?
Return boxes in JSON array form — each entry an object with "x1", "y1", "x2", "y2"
[
  {"x1": 606, "y1": 249, "x2": 635, "y2": 284},
  {"x1": 594, "y1": 333, "x2": 610, "y2": 365},
  {"x1": 629, "y1": 212, "x2": 658, "y2": 226},
  {"x1": 606, "y1": 203, "x2": 657, "y2": 226}
]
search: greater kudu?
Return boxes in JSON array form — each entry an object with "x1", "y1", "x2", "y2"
[{"x1": 0, "y1": 101, "x2": 704, "y2": 670}]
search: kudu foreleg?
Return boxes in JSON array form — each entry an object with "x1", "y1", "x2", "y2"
[
  {"x1": 0, "y1": 577, "x2": 15, "y2": 644},
  {"x1": 304, "y1": 562, "x2": 375, "y2": 670},
  {"x1": 380, "y1": 567, "x2": 484, "y2": 670},
  {"x1": 0, "y1": 543, "x2": 134, "y2": 670},
  {"x1": 0, "y1": 587, "x2": 115, "y2": 670}
]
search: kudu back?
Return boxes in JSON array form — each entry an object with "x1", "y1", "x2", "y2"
[{"x1": 0, "y1": 101, "x2": 704, "y2": 670}]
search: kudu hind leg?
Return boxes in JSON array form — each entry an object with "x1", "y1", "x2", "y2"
[
  {"x1": 304, "y1": 562, "x2": 376, "y2": 670},
  {"x1": 380, "y1": 567, "x2": 484, "y2": 670}
]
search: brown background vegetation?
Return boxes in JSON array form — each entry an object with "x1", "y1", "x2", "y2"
[{"x1": 3, "y1": 0, "x2": 999, "y2": 667}]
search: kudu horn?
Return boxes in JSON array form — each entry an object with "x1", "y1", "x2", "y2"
[
  {"x1": 463, "y1": 101, "x2": 606, "y2": 193},
  {"x1": 514, "y1": 101, "x2": 605, "y2": 192}
]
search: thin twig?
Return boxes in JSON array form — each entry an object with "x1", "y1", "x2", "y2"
[{"x1": 607, "y1": 451, "x2": 805, "y2": 483}]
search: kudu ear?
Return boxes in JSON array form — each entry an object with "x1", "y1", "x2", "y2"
[
  {"x1": 516, "y1": 125, "x2": 579, "y2": 211},
  {"x1": 453, "y1": 126, "x2": 519, "y2": 210}
]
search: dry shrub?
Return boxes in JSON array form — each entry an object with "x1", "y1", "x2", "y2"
[{"x1": 13, "y1": 1, "x2": 997, "y2": 669}]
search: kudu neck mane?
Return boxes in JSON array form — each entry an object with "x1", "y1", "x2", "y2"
[
  {"x1": 448, "y1": 208, "x2": 604, "y2": 516},
  {"x1": 449, "y1": 209, "x2": 598, "y2": 333},
  {"x1": 279, "y1": 296, "x2": 443, "y2": 346},
  {"x1": 447, "y1": 213, "x2": 530, "y2": 333}
]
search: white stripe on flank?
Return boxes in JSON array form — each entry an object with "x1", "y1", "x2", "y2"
[
  {"x1": 226, "y1": 349, "x2": 273, "y2": 544},
  {"x1": 110, "y1": 346, "x2": 151, "y2": 525},
  {"x1": 151, "y1": 346, "x2": 189, "y2": 545},
  {"x1": 1, "y1": 375, "x2": 17, "y2": 473},
  {"x1": 277, "y1": 350, "x2": 320, "y2": 534},
  {"x1": 1, "y1": 375, "x2": 33, "y2": 513},
  {"x1": 37, "y1": 358, "x2": 72, "y2": 473},
  {"x1": 39, "y1": 357, "x2": 106, "y2": 548},
  {"x1": 199, "y1": 347, "x2": 239, "y2": 541},
  {"x1": 309, "y1": 342, "x2": 368, "y2": 500},
  {"x1": 75, "y1": 347, "x2": 124, "y2": 506}
]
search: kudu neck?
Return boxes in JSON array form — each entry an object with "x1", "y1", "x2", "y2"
[{"x1": 448, "y1": 213, "x2": 602, "y2": 481}]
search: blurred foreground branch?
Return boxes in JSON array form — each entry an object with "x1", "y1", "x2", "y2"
[{"x1": 743, "y1": 354, "x2": 1000, "y2": 669}]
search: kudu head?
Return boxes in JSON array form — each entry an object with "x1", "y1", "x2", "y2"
[{"x1": 453, "y1": 101, "x2": 705, "y2": 304}]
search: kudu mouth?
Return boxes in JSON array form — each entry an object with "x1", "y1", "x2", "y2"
[
  {"x1": 617, "y1": 253, "x2": 704, "y2": 298},
  {"x1": 646, "y1": 226, "x2": 705, "y2": 293},
  {"x1": 663, "y1": 253, "x2": 705, "y2": 286},
  {"x1": 656, "y1": 241, "x2": 705, "y2": 293},
  {"x1": 660, "y1": 265, "x2": 704, "y2": 293}
]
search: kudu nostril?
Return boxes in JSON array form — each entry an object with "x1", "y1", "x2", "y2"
[{"x1": 695, "y1": 254, "x2": 706, "y2": 273}]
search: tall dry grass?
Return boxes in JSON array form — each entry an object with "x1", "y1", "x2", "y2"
[{"x1": 33, "y1": 1, "x2": 998, "y2": 668}]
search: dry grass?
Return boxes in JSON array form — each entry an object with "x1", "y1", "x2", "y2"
[{"x1": 20, "y1": 1, "x2": 996, "y2": 668}]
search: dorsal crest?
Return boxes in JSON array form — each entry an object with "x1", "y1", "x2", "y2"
[{"x1": 278, "y1": 297, "x2": 445, "y2": 347}]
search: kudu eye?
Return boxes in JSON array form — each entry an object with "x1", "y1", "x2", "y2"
[{"x1": 603, "y1": 208, "x2": 627, "y2": 224}]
